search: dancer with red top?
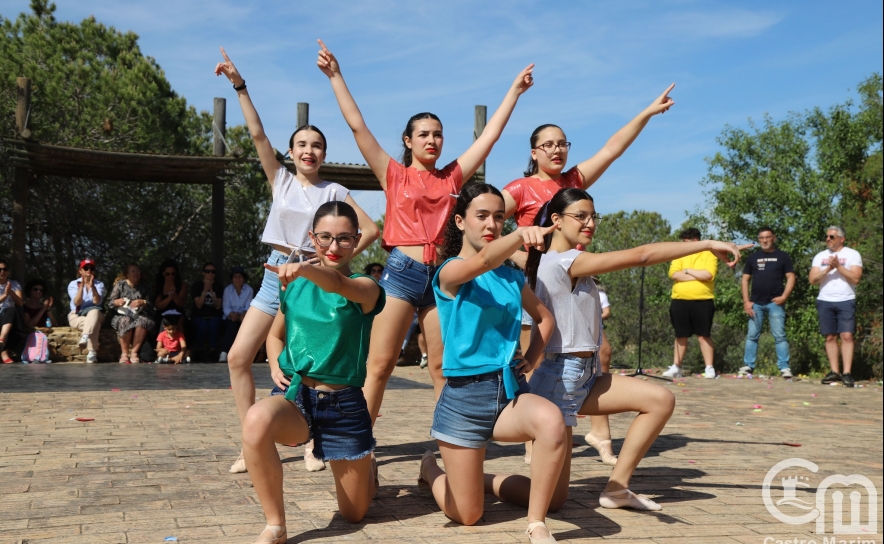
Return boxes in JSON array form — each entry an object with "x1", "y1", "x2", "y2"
[{"x1": 317, "y1": 39, "x2": 534, "y2": 421}]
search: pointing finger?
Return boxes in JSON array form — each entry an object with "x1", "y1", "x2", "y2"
[
  {"x1": 317, "y1": 39, "x2": 330, "y2": 53},
  {"x1": 220, "y1": 46, "x2": 231, "y2": 63},
  {"x1": 264, "y1": 263, "x2": 279, "y2": 274}
]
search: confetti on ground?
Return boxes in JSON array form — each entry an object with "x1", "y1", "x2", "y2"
[
  {"x1": 111, "y1": 388, "x2": 120, "y2": 392},
  {"x1": 684, "y1": 412, "x2": 690, "y2": 415},
  {"x1": 783, "y1": 442, "x2": 802, "y2": 447},
  {"x1": 736, "y1": 422, "x2": 744, "y2": 426},
  {"x1": 803, "y1": 402, "x2": 811, "y2": 406},
  {"x1": 688, "y1": 460, "x2": 696, "y2": 464},
  {"x1": 164, "y1": 538, "x2": 178, "y2": 542},
  {"x1": 576, "y1": 415, "x2": 586, "y2": 418},
  {"x1": 753, "y1": 409, "x2": 762, "y2": 412},
  {"x1": 73, "y1": 417, "x2": 94, "y2": 422},
  {"x1": 811, "y1": 394, "x2": 817, "y2": 397},
  {"x1": 753, "y1": 404, "x2": 762, "y2": 408}
]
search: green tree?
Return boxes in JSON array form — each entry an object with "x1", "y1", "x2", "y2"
[{"x1": 694, "y1": 73, "x2": 882, "y2": 378}]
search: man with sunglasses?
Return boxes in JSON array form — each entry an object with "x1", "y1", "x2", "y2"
[
  {"x1": 67, "y1": 259, "x2": 106, "y2": 363},
  {"x1": 810, "y1": 226, "x2": 863, "y2": 387}
]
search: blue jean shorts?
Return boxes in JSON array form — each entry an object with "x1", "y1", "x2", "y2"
[
  {"x1": 816, "y1": 299, "x2": 856, "y2": 335},
  {"x1": 270, "y1": 384, "x2": 375, "y2": 462},
  {"x1": 430, "y1": 370, "x2": 530, "y2": 449},
  {"x1": 251, "y1": 249, "x2": 315, "y2": 316},
  {"x1": 379, "y1": 248, "x2": 437, "y2": 308},
  {"x1": 529, "y1": 353, "x2": 601, "y2": 427}
]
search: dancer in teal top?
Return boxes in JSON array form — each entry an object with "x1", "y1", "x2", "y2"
[
  {"x1": 241, "y1": 201, "x2": 383, "y2": 544},
  {"x1": 420, "y1": 183, "x2": 565, "y2": 544}
]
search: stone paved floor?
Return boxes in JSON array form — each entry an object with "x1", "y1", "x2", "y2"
[{"x1": 1, "y1": 363, "x2": 881, "y2": 544}]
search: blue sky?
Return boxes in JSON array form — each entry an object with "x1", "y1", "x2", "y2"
[{"x1": 2, "y1": 0, "x2": 881, "y2": 229}]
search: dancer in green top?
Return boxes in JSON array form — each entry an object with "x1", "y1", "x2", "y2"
[{"x1": 241, "y1": 201, "x2": 384, "y2": 544}]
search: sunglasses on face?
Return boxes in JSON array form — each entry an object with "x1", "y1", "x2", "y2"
[
  {"x1": 82, "y1": 266, "x2": 95, "y2": 271},
  {"x1": 0, "y1": 267, "x2": 8, "y2": 272},
  {"x1": 826, "y1": 235, "x2": 841, "y2": 240},
  {"x1": 203, "y1": 269, "x2": 216, "y2": 274}
]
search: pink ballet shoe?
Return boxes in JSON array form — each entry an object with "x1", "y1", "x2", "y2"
[{"x1": 599, "y1": 488, "x2": 661, "y2": 511}]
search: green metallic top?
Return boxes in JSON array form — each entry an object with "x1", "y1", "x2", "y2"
[{"x1": 278, "y1": 273, "x2": 385, "y2": 401}]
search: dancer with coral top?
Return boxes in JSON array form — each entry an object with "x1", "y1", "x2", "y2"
[{"x1": 317, "y1": 39, "x2": 534, "y2": 421}]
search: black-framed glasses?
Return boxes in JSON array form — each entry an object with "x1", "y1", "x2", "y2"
[
  {"x1": 313, "y1": 232, "x2": 357, "y2": 249},
  {"x1": 203, "y1": 269, "x2": 216, "y2": 274},
  {"x1": 535, "y1": 141, "x2": 571, "y2": 153},
  {"x1": 562, "y1": 212, "x2": 601, "y2": 225}
]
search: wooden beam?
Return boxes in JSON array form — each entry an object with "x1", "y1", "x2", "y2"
[
  {"x1": 11, "y1": 77, "x2": 32, "y2": 280},
  {"x1": 297, "y1": 102, "x2": 309, "y2": 129},
  {"x1": 212, "y1": 98, "x2": 226, "y2": 272}
]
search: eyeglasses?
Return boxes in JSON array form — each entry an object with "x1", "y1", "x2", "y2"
[
  {"x1": 163, "y1": 271, "x2": 176, "y2": 277},
  {"x1": 825, "y1": 234, "x2": 842, "y2": 240},
  {"x1": 82, "y1": 266, "x2": 95, "y2": 271},
  {"x1": 313, "y1": 233, "x2": 357, "y2": 249},
  {"x1": 0, "y1": 267, "x2": 8, "y2": 272},
  {"x1": 203, "y1": 269, "x2": 216, "y2": 274},
  {"x1": 535, "y1": 141, "x2": 571, "y2": 153},
  {"x1": 561, "y1": 212, "x2": 601, "y2": 225}
]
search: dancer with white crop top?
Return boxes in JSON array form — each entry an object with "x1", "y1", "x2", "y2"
[
  {"x1": 520, "y1": 188, "x2": 749, "y2": 511},
  {"x1": 215, "y1": 47, "x2": 379, "y2": 474}
]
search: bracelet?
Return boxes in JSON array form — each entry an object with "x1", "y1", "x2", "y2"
[{"x1": 233, "y1": 80, "x2": 246, "y2": 91}]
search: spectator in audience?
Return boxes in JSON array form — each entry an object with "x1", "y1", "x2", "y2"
[
  {"x1": 154, "y1": 259, "x2": 188, "y2": 324},
  {"x1": 156, "y1": 316, "x2": 191, "y2": 364},
  {"x1": 364, "y1": 262, "x2": 384, "y2": 282},
  {"x1": 0, "y1": 258, "x2": 24, "y2": 363},
  {"x1": 663, "y1": 228, "x2": 719, "y2": 379},
  {"x1": 220, "y1": 266, "x2": 254, "y2": 363},
  {"x1": 810, "y1": 225, "x2": 863, "y2": 387},
  {"x1": 108, "y1": 263, "x2": 156, "y2": 364},
  {"x1": 738, "y1": 227, "x2": 796, "y2": 379},
  {"x1": 66, "y1": 259, "x2": 105, "y2": 363},
  {"x1": 191, "y1": 262, "x2": 223, "y2": 361},
  {"x1": 22, "y1": 279, "x2": 56, "y2": 364}
]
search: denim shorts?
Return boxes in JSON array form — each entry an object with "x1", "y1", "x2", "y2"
[
  {"x1": 270, "y1": 384, "x2": 375, "y2": 462},
  {"x1": 430, "y1": 370, "x2": 530, "y2": 449},
  {"x1": 816, "y1": 299, "x2": 856, "y2": 335},
  {"x1": 251, "y1": 249, "x2": 314, "y2": 316},
  {"x1": 528, "y1": 353, "x2": 601, "y2": 427},
  {"x1": 379, "y1": 248, "x2": 437, "y2": 308}
]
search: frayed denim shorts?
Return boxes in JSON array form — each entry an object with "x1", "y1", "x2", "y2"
[
  {"x1": 251, "y1": 249, "x2": 315, "y2": 316},
  {"x1": 379, "y1": 248, "x2": 437, "y2": 308},
  {"x1": 430, "y1": 370, "x2": 530, "y2": 449},
  {"x1": 528, "y1": 353, "x2": 601, "y2": 427},
  {"x1": 270, "y1": 383, "x2": 375, "y2": 462}
]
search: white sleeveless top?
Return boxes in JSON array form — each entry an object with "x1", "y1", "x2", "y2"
[
  {"x1": 535, "y1": 249, "x2": 602, "y2": 353},
  {"x1": 261, "y1": 167, "x2": 350, "y2": 251}
]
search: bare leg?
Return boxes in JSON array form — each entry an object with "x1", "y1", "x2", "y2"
[
  {"x1": 329, "y1": 456, "x2": 377, "y2": 523},
  {"x1": 363, "y1": 297, "x2": 417, "y2": 423},
  {"x1": 590, "y1": 331, "x2": 613, "y2": 442},
  {"x1": 673, "y1": 337, "x2": 688, "y2": 367},
  {"x1": 131, "y1": 326, "x2": 148, "y2": 354},
  {"x1": 228, "y1": 307, "x2": 276, "y2": 424},
  {"x1": 824, "y1": 334, "x2": 840, "y2": 373},
  {"x1": 423, "y1": 443, "x2": 487, "y2": 526},
  {"x1": 119, "y1": 330, "x2": 133, "y2": 359},
  {"x1": 417, "y1": 331, "x2": 427, "y2": 356},
  {"x1": 697, "y1": 336, "x2": 714, "y2": 368},
  {"x1": 241, "y1": 396, "x2": 310, "y2": 527},
  {"x1": 418, "y1": 305, "x2": 445, "y2": 400},
  {"x1": 840, "y1": 332, "x2": 854, "y2": 374},
  {"x1": 520, "y1": 325, "x2": 534, "y2": 463}
]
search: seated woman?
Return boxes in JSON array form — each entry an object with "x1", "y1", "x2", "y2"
[
  {"x1": 154, "y1": 259, "x2": 188, "y2": 326},
  {"x1": 22, "y1": 279, "x2": 57, "y2": 363},
  {"x1": 191, "y1": 262, "x2": 223, "y2": 361},
  {"x1": 242, "y1": 201, "x2": 383, "y2": 544},
  {"x1": 66, "y1": 258, "x2": 106, "y2": 363},
  {"x1": 107, "y1": 263, "x2": 156, "y2": 364},
  {"x1": 0, "y1": 258, "x2": 24, "y2": 363},
  {"x1": 220, "y1": 266, "x2": 254, "y2": 363}
]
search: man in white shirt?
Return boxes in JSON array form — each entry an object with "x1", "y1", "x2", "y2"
[{"x1": 809, "y1": 226, "x2": 863, "y2": 387}]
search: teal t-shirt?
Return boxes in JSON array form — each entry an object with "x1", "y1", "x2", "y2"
[
  {"x1": 432, "y1": 259, "x2": 524, "y2": 399},
  {"x1": 278, "y1": 273, "x2": 385, "y2": 401}
]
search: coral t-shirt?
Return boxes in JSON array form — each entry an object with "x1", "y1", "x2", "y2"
[
  {"x1": 503, "y1": 167, "x2": 583, "y2": 227},
  {"x1": 382, "y1": 158, "x2": 463, "y2": 263},
  {"x1": 157, "y1": 330, "x2": 184, "y2": 352}
]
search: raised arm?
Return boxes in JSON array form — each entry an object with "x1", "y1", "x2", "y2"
[
  {"x1": 344, "y1": 195, "x2": 381, "y2": 255},
  {"x1": 317, "y1": 40, "x2": 391, "y2": 189},
  {"x1": 570, "y1": 240, "x2": 751, "y2": 279},
  {"x1": 438, "y1": 225, "x2": 555, "y2": 295},
  {"x1": 457, "y1": 65, "x2": 534, "y2": 180},
  {"x1": 215, "y1": 47, "x2": 282, "y2": 185},
  {"x1": 266, "y1": 263, "x2": 380, "y2": 314},
  {"x1": 574, "y1": 84, "x2": 675, "y2": 189}
]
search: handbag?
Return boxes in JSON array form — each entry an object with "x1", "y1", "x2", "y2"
[{"x1": 116, "y1": 298, "x2": 142, "y2": 318}]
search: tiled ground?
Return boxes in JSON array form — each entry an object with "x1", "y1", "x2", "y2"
[{"x1": 1, "y1": 363, "x2": 881, "y2": 543}]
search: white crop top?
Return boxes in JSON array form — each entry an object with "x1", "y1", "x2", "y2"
[
  {"x1": 535, "y1": 249, "x2": 602, "y2": 354},
  {"x1": 260, "y1": 167, "x2": 350, "y2": 251}
]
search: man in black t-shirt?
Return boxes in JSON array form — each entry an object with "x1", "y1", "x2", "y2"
[{"x1": 739, "y1": 227, "x2": 795, "y2": 378}]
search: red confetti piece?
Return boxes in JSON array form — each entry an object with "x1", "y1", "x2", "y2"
[
  {"x1": 111, "y1": 388, "x2": 121, "y2": 392},
  {"x1": 783, "y1": 442, "x2": 802, "y2": 447},
  {"x1": 576, "y1": 415, "x2": 587, "y2": 418},
  {"x1": 74, "y1": 417, "x2": 94, "y2": 422},
  {"x1": 688, "y1": 460, "x2": 696, "y2": 464},
  {"x1": 684, "y1": 412, "x2": 691, "y2": 415},
  {"x1": 753, "y1": 404, "x2": 762, "y2": 409}
]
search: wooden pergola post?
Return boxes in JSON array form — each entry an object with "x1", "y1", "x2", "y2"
[
  {"x1": 11, "y1": 77, "x2": 31, "y2": 280},
  {"x1": 212, "y1": 97, "x2": 226, "y2": 273},
  {"x1": 297, "y1": 102, "x2": 309, "y2": 128},
  {"x1": 473, "y1": 105, "x2": 487, "y2": 183}
]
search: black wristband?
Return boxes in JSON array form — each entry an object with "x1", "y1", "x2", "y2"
[{"x1": 233, "y1": 80, "x2": 246, "y2": 91}]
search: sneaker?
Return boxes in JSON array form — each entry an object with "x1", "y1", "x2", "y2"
[
  {"x1": 86, "y1": 351, "x2": 98, "y2": 363},
  {"x1": 78, "y1": 334, "x2": 89, "y2": 349},
  {"x1": 662, "y1": 365, "x2": 683, "y2": 378},
  {"x1": 738, "y1": 365, "x2": 753, "y2": 376},
  {"x1": 219, "y1": 351, "x2": 228, "y2": 363},
  {"x1": 185, "y1": 356, "x2": 191, "y2": 364},
  {"x1": 841, "y1": 373, "x2": 855, "y2": 388},
  {"x1": 703, "y1": 366, "x2": 716, "y2": 379},
  {"x1": 156, "y1": 356, "x2": 167, "y2": 364},
  {"x1": 821, "y1": 371, "x2": 842, "y2": 384},
  {"x1": 419, "y1": 354, "x2": 428, "y2": 369},
  {"x1": 780, "y1": 368, "x2": 793, "y2": 379}
]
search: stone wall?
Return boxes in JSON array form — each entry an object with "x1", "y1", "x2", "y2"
[{"x1": 40, "y1": 327, "x2": 121, "y2": 363}]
